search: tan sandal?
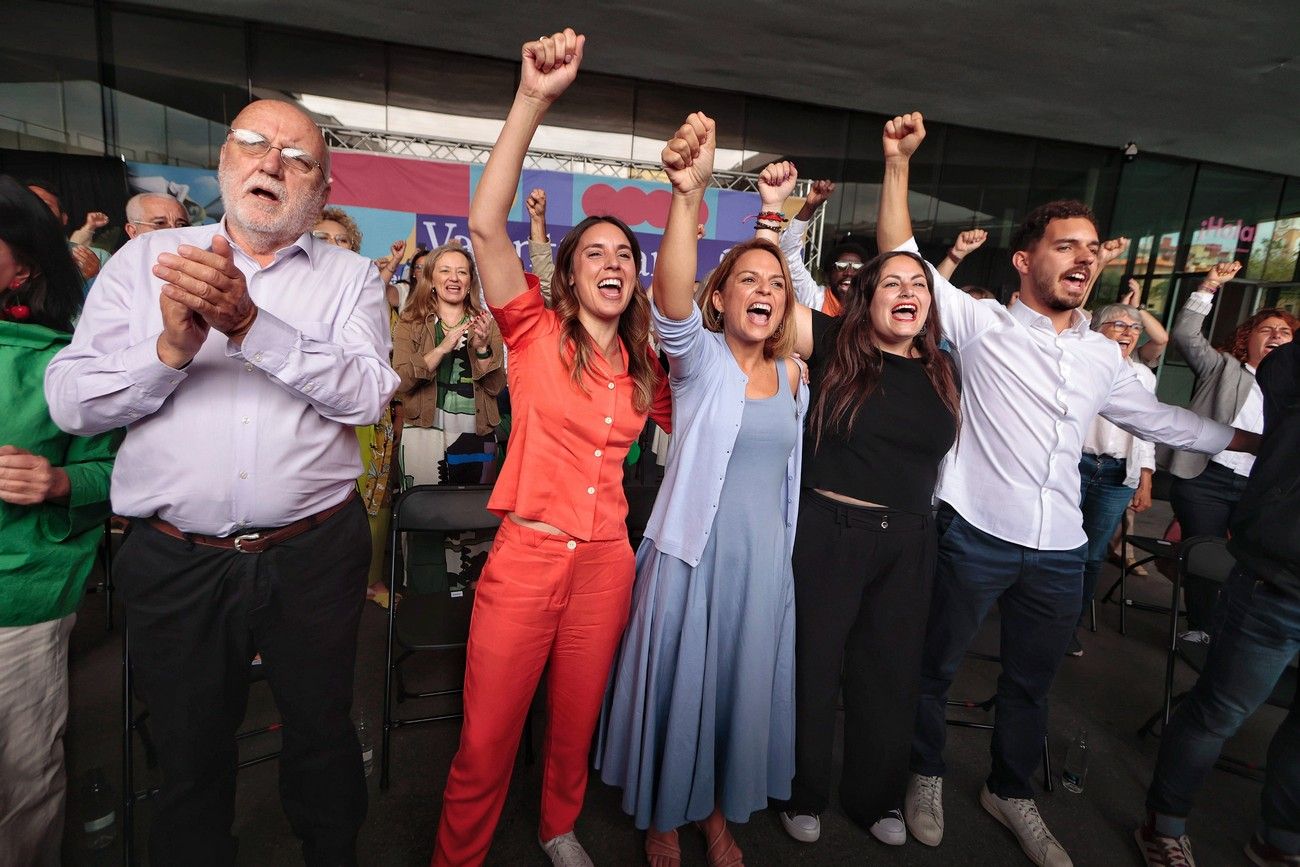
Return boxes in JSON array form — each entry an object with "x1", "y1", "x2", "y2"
[
  {"x1": 644, "y1": 828, "x2": 680, "y2": 866},
  {"x1": 694, "y1": 818, "x2": 743, "y2": 867}
]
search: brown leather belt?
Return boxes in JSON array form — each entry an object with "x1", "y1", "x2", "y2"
[{"x1": 145, "y1": 492, "x2": 356, "y2": 554}]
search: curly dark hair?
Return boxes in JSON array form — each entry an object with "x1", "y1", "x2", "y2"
[
  {"x1": 0, "y1": 175, "x2": 83, "y2": 332},
  {"x1": 1010, "y1": 200, "x2": 1097, "y2": 252},
  {"x1": 1220, "y1": 307, "x2": 1299, "y2": 363}
]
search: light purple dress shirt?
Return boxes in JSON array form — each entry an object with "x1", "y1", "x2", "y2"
[{"x1": 45, "y1": 221, "x2": 399, "y2": 536}]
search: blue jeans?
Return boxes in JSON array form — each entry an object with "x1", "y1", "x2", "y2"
[
  {"x1": 1078, "y1": 454, "x2": 1133, "y2": 625},
  {"x1": 911, "y1": 505, "x2": 1085, "y2": 798},
  {"x1": 1147, "y1": 565, "x2": 1300, "y2": 854}
]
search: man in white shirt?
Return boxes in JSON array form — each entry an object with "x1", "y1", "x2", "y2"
[{"x1": 876, "y1": 113, "x2": 1256, "y2": 867}]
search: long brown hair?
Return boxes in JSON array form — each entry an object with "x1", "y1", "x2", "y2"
[
  {"x1": 400, "y1": 242, "x2": 482, "y2": 324},
  {"x1": 1219, "y1": 306, "x2": 1299, "y2": 363},
  {"x1": 551, "y1": 216, "x2": 658, "y2": 413},
  {"x1": 699, "y1": 239, "x2": 797, "y2": 360},
  {"x1": 809, "y1": 250, "x2": 961, "y2": 449}
]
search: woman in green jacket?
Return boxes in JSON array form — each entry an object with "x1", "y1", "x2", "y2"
[{"x1": 0, "y1": 175, "x2": 121, "y2": 865}]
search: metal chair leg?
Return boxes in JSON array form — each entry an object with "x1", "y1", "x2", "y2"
[
  {"x1": 381, "y1": 522, "x2": 399, "y2": 792},
  {"x1": 1089, "y1": 599, "x2": 1097, "y2": 633}
]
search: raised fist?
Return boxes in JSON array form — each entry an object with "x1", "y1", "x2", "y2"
[
  {"x1": 525, "y1": 188, "x2": 548, "y2": 221},
  {"x1": 758, "y1": 161, "x2": 798, "y2": 209},
  {"x1": 1202, "y1": 260, "x2": 1241, "y2": 293},
  {"x1": 883, "y1": 112, "x2": 926, "y2": 161},
  {"x1": 1098, "y1": 236, "x2": 1130, "y2": 267},
  {"x1": 953, "y1": 229, "x2": 988, "y2": 257},
  {"x1": 519, "y1": 28, "x2": 585, "y2": 104},
  {"x1": 805, "y1": 180, "x2": 835, "y2": 210},
  {"x1": 661, "y1": 112, "x2": 716, "y2": 196}
]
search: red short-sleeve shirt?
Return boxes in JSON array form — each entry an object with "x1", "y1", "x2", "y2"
[{"x1": 488, "y1": 274, "x2": 672, "y2": 541}]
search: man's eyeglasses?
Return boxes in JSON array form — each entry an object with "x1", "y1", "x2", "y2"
[
  {"x1": 833, "y1": 261, "x2": 864, "y2": 271},
  {"x1": 1101, "y1": 320, "x2": 1144, "y2": 334},
  {"x1": 129, "y1": 218, "x2": 190, "y2": 230},
  {"x1": 227, "y1": 128, "x2": 322, "y2": 175},
  {"x1": 311, "y1": 231, "x2": 353, "y2": 247}
]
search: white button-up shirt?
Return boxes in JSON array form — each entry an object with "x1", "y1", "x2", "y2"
[
  {"x1": 45, "y1": 221, "x2": 399, "y2": 535},
  {"x1": 1212, "y1": 364, "x2": 1263, "y2": 477},
  {"x1": 899, "y1": 238, "x2": 1233, "y2": 550}
]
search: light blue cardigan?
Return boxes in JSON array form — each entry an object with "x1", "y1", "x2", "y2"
[{"x1": 641, "y1": 301, "x2": 808, "y2": 568}]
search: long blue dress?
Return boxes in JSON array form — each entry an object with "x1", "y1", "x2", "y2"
[{"x1": 597, "y1": 362, "x2": 798, "y2": 831}]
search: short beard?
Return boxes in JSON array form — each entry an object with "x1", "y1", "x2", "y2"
[
  {"x1": 218, "y1": 163, "x2": 327, "y2": 253},
  {"x1": 1034, "y1": 275, "x2": 1084, "y2": 312}
]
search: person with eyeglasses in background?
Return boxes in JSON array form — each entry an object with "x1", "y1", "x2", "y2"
[
  {"x1": 45, "y1": 100, "x2": 398, "y2": 866},
  {"x1": 773, "y1": 177, "x2": 868, "y2": 317},
  {"x1": 312, "y1": 205, "x2": 406, "y2": 609},
  {"x1": 124, "y1": 192, "x2": 191, "y2": 240},
  {"x1": 1068, "y1": 302, "x2": 1158, "y2": 657}
]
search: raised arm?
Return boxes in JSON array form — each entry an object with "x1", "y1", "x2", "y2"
[
  {"x1": 878, "y1": 113, "x2": 993, "y2": 347},
  {"x1": 755, "y1": 162, "x2": 814, "y2": 357},
  {"x1": 1119, "y1": 278, "x2": 1170, "y2": 366},
  {"x1": 525, "y1": 188, "x2": 556, "y2": 303},
  {"x1": 1172, "y1": 260, "x2": 1240, "y2": 378},
  {"x1": 763, "y1": 168, "x2": 828, "y2": 311},
  {"x1": 1080, "y1": 237, "x2": 1129, "y2": 307},
  {"x1": 655, "y1": 113, "x2": 715, "y2": 322},
  {"x1": 877, "y1": 112, "x2": 926, "y2": 253},
  {"x1": 937, "y1": 228, "x2": 987, "y2": 280},
  {"x1": 468, "y1": 28, "x2": 585, "y2": 309}
]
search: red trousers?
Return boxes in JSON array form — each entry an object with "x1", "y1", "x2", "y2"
[{"x1": 431, "y1": 520, "x2": 635, "y2": 866}]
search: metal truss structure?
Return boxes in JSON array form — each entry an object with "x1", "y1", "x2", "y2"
[{"x1": 320, "y1": 123, "x2": 825, "y2": 268}]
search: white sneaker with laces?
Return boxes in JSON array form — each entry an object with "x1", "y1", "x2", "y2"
[
  {"x1": 539, "y1": 831, "x2": 594, "y2": 867},
  {"x1": 980, "y1": 785, "x2": 1072, "y2": 866},
  {"x1": 904, "y1": 774, "x2": 944, "y2": 846},
  {"x1": 780, "y1": 811, "x2": 820, "y2": 843},
  {"x1": 870, "y1": 809, "x2": 907, "y2": 846}
]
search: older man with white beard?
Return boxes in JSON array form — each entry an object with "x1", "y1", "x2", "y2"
[{"x1": 45, "y1": 100, "x2": 398, "y2": 867}]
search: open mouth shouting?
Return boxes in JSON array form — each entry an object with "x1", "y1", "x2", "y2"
[
  {"x1": 890, "y1": 301, "x2": 919, "y2": 323},
  {"x1": 597, "y1": 277, "x2": 624, "y2": 301},
  {"x1": 746, "y1": 301, "x2": 773, "y2": 326},
  {"x1": 1060, "y1": 268, "x2": 1090, "y2": 293}
]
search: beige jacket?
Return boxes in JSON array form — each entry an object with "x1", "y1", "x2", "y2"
[{"x1": 392, "y1": 313, "x2": 505, "y2": 435}]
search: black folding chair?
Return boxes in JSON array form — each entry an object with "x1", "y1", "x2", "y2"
[
  {"x1": 1100, "y1": 471, "x2": 1180, "y2": 635},
  {"x1": 380, "y1": 485, "x2": 528, "y2": 790},
  {"x1": 946, "y1": 651, "x2": 1054, "y2": 792},
  {"x1": 1137, "y1": 536, "x2": 1297, "y2": 780}
]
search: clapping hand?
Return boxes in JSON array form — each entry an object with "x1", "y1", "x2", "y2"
[
  {"x1": 71, "y1": 245, "x2": 101, "y2": 280},
  {"x1": 0, "y1": 445, "x2": 69, "y2": 505},
  {"x1": 661, "y1": 112, "x2": 716, "y2": 196},
  {"x1": 758, "y1": 161, "x2": 799, "y2": 210},
  {"x1": 1120, "y1": 278, "x2": 1143, "y2": 308},
  {"x1": 468, "y1": 312, "x2": 493, "y2": 351},
  {"x1": 154, "y1": 235, "x2": 257, "y2": 343},
  {"x1": 883, "y1": 112, "x2": 926, "y2": 161},
  {"x1": 519, "y1": 28, "x2": 585, "y2": 105}
]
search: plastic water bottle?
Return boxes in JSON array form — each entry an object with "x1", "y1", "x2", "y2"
[
  {"x1": 82, "y1": 767, "x2": 118, "y2": 850},
  {"x1": 356, "y1": 710, "x2": 374, "y2": 778},
  {"x1": 1061, "y1": 729, "x2": 1089, "y2": 793}
]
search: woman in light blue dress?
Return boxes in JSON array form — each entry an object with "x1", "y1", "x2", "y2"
[{"x1": 596, "y1": 113, "x2": 808, "y2": 866}]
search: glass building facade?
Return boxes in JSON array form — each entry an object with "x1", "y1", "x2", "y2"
[{"x1": 6, "y1": 0, "x2": 1299, "y2": 403}]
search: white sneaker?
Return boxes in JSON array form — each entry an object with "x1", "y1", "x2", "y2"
[
  {"x1": 539, "y1": 831, "x2": 594, "y2": 867},
  {"x1": 980, "y1": 785, "x2": 1073, "y2": 866},
  {"x1": 780, "y1": 811, "x2": 820, "y2": 843},
  {"x1": 870, "y1": 809, "x2": 907, "y2": 846},
  {"x1": 904, "y1": 774, "x2": 944, "y2": 846}
]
